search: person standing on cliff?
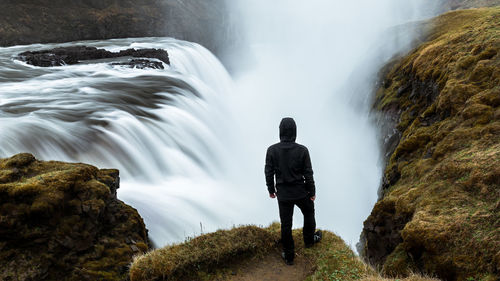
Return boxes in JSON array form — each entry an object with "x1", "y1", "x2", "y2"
[{"x1": 265, "y1": 117, "x2": 322, "y2": 265}]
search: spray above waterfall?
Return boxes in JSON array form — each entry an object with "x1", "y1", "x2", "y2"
[{"x1": 225, "y1": 0, "x2": 440, "y2": 246}]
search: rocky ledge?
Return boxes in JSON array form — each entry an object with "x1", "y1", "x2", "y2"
[
  {"x1": 0, "y1": 153, "x2": 149, "y2": 281},
  {"x1": 130, "y1": 223, "x2": 438, "y2": 281},
  {"x1": 18, "y1": 46, "x2": 169, "y2": 69},
  {"x1": 111, "y1": 59, "x2": 165, "y2": 70}
]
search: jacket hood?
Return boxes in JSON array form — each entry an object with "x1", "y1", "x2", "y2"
[{"x1": 279, "y1": 117, "x2": 296, "y2": 142}]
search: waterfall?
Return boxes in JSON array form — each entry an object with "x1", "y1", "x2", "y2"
[
  {"x1": 0, "y1": 38, "x2": 239, "y2": 244},
  {"x1": 0, "y1": 1, "x2": 439, "y2": 248}
]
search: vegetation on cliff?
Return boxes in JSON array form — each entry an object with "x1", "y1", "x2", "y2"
[
  {"x1": 0, "y1": 153, "x2": 149, "y2": 281},
  {"x1": 130, "y1": 224, "x2": 439, "y2": 281},
  {"x1": 362, "y1": 7, "x2": 499, "y2": 281}
]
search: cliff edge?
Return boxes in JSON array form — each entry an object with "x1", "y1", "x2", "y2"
[
  {"x1": 0, "y1": 153, "x2": 149, "y2": 281},
  {"x1": 361, "y1": 7, "x2": 499, "y2": 281},
  {"x1": 129, "y1": 224, "x2": 439, "y2": 281}
]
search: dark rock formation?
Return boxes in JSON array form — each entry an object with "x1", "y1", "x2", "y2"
[
  {"x1": 0, "y1": 0, "x2": 241, "y2": 65},
  {"x1": 18, "y1": 46, "x2": 169, "y2": 67},
  {"x1": 360, "y1": 7, "x2": 500, "y2": 281},
  {"x1": 361, "y1": 199, "x2": 413, "y2": 266},
  {"x1": 111, "y1": 59, "x2": 165, "y2": 69},
  {"x1": 0, "y1": 153, "x2": 149, "y2": 281}
]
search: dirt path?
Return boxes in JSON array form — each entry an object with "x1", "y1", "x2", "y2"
[{"x1": 225, "y1": 247, "x2": 315, "y2": 281}]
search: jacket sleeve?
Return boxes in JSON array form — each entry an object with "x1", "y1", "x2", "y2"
[
  {"x1": 303, "y1": 148, "x2": 315, "y2": 197},
  {"x1": 265, "y1": 147, "x2": 276, "y2": 194}
]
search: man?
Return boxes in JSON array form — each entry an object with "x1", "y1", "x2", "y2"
[{"x1": 265, "y1": 117, "x2": 322, "y2": 265}]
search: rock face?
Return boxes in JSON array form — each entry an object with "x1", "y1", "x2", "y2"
[
  {"x1": 440, "y1": 0, "x2": 500, "y2": 10},
  {"x1": 0, "y1": 153, "x2": 149, "y2": 281},
  {"x1": 18, "y1": 46, "x2": 169, "y2": 68},
  {"x1": 361, "y1": 7, "x2": 500, "y2": 281},
  {"x1": 0, "y1": 0, "x2": 239, "y2": 62},
  {"x1": 111, "y1": 59, "x2": 165, "y2": 69}
]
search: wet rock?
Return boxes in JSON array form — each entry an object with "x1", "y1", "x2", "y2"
[
  {"x1": 111, "y1": 59, "x2": 165, "y2": 69},
  {"x1": 18, "y1": 46, "x2": 169, "y2": 67}
]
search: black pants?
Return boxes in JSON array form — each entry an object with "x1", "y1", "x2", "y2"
[{"x1": 278, "y1": 196, "x2": 316, "y2": 261}]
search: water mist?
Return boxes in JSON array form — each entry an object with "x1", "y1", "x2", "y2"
[
  {"x1": 0, "y1": 1, "x2": 440, "y2": 249},
  {"x1": 224, "y1": 0, "x2": 440, "y2": 246}
]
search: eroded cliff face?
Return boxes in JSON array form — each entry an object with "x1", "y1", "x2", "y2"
[
  {"x1": 361, "y1": 7, "x2": 500, "y2": 281},
  {"x1": 0, "y1": 153, "x2": 149, "y2": 281},
  {"x1": 0, "y1": 0, "x2": 238, "y2": 61}
]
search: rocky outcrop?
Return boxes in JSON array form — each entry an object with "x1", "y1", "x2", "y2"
[
  {"x1": 0, "y1": 153, "x2": 149, "y2": 281},
  {"x1": 361, "y1": 7, "x2": 500, "y2": 281},
  {"x1": 440, "y1": 0, "x2": 500, "y2": 10},
  {"x1": 18, "y1": 46, "x2": 169, "y2": 68},
  {"x1": 0, "y1": 0, "x2": 239, "y2": 63},
  {"x1": 111, "y1": 59, "x2": 165, "y2": 69}
]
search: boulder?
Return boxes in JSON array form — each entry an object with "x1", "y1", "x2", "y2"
[
  {"x1": 18, "y1": 46, "x2": 169, "y2": 67},
  {"x1": 0, "y1": 153, "x2": 149, "y2": 281},
  {"x1": 111, "y1": 59, "x2": 165, "y2": 69}
]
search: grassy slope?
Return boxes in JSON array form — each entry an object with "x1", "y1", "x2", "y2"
[
  {"x1": 130, "y1": 224, "x2": 438, "y2": 281},
  {"x1": 365, "y1": 7, "x2": 499, "y2": 281}
]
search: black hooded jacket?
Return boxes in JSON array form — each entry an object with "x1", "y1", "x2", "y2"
[{"x1": 265, "y1": 117, "x2": 315, "y2": 201}]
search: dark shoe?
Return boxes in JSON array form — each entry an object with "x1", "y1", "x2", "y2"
[
  {"x1": 305, "y1": 230, "x2": 322, "y2": 248},
  {"x1": 314, "y1": 230, "x2": 322, "y2": 243},
  {"x1": 281, "y1": 251, "x2": 294, "y2": 265}
]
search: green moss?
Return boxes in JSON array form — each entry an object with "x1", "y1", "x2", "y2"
[
  {"x1": 0, "y1": 153, "x2": 149, "y2": 281},
  {"x1": 382, "y1": 245, "x2": 417, "y2": 277},
  {"x1": 365, "y1": 7, "x2": 500, "y2": 280},
  {"x1": 304, "y1": 230, "x2": 371, "y2": 281}
]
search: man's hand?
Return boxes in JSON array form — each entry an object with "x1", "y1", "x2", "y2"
[
  {"x1": 310, "y1": 196, "x2": 316, "y2": 201},
  {"x1": 269, "y1": 193, "x2": 276, "y2": 199}
]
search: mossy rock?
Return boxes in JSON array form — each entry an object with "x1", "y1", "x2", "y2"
[
  {"x1": 0, "y1": 153, "x2": 149, "y2": 281},
  {"x1": 362, "y1": 7, "x2": 500, "y2": 281}
]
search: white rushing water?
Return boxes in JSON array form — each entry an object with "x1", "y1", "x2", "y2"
[
  {"x1": 0, "y1": 1, "x2": 439, "y2": 248},
  {"x1": 0, "y1": 38, "x2": 242, "y2": 244}
]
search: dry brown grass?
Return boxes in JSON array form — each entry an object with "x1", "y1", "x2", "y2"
[
  {"x1": 130, "y1": 223, "x2": 445, "y2": 281},
  {"x1": 129, "y1": 225, "x2": 279, "y2": 281}
]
